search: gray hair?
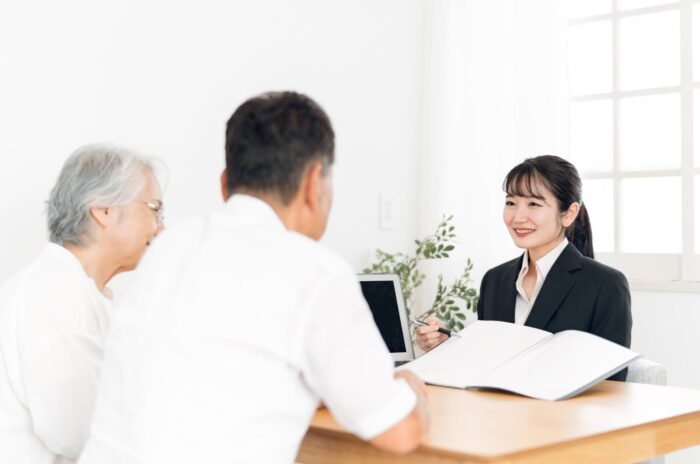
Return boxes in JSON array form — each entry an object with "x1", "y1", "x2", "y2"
[{"x1": 47, "y1": 144, "x2": 157, "y2": 246}]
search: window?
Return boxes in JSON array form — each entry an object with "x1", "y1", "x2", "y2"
[{"x1": 566, "y1": 0, "x2": 700, "y2": 283}]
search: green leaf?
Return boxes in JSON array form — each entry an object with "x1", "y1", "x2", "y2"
[{"x1": 364, "y1": 213, "x2": 480, "y2": 326}]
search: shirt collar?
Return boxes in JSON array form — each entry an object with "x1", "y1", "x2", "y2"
[
  {"x1": 43, "y1": 242, "x2": 113, "y2": 301},
  {"x1": 520, "y1": 237, "x2": 570, "y2": 280},
  {"x1": 223, "y1": 194, "x2": 287, "y2": 232},
  {"x1": 45, "y1": 242, "x2": 85, "y2": 272}
]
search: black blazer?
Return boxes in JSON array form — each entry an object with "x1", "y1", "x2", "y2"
[{"x1": 476, "y1": 243, "x2": 633, "y2": 381}]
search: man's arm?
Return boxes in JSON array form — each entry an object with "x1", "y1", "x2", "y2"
[
  {"x1": 297, "y1": 271, "x2": 430, "y2": 453},
  {"x1": 370, "y1": 370, "x2": 429, "y2": 453}
]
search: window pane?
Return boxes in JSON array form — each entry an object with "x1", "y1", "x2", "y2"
[
  {"x1": 696, "y1": 92, "x2": 700, "y2": 167},
  {"x1": 619, "y1": 93, "x2": 680, "y2": 170},
  {"x1": 695, "y1": 175, "x2": 700, "y2": 254},
  {"x1": 570, "y1": 100, "x2": 613, "y2": 173},
  {"x1": 618, "y1": 0, "x2": 678, "y2": 10},
  {"x1": 621, "y1": 177, "x2": 681, "y2": 253},
  {"x1": 619, "y1": 10, "x2": 680, "y2": 90},
  {"x1": 567, "y1": 20, "x2": 612, "y2": 96},
  {"x1": 694, "y1": 4, "x2": 700, "y2": 82},
  {"x1": 582, "y1": 178, "x2": 615, "y2": 253},
  {"x1": 566, "y1": 0, "x2": 611, "y2": 18}
]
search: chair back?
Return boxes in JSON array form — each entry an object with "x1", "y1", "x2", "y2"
[{"x1": 627, "y1": 358, "x2": 667, "y2": 386}]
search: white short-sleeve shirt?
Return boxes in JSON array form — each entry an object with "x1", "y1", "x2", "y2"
[
  {"x1": 79, "y1": 194, "x2": 416, "y2": 464},
  {"x1": 0, "y1": 243, "x2": 113, "y2": 464}
]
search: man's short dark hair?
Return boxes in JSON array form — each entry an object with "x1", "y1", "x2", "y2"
[{"x1": 225, "y1": 91, "x2": 335, "y2": 204}]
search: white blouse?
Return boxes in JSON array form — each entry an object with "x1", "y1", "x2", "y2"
[
  {"x1": 514, "y1": 238, "x2": 569, "y2": 325},
  {"x1": 0, "y1": 243, "x2": 112, "y2": 464}
]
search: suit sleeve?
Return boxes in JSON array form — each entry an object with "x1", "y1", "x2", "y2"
[
  {"x1": 476, "y1": 270, "x2": 490, "y2": 320},
  {"x1": 591, "y1": 270, "x2": 633, "y2": 381}
]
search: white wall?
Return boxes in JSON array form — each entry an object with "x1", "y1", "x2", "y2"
[
  {"x1": 632, "y1": 290, "x2": 700, "y2": 462},
  {"x1": 415, "y1": 0, "x2": 568, "y2": 308},
  {"x1": 0, "y1": 0, "x2": 426, "y2": 284}
]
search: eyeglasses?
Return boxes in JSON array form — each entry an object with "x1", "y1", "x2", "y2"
[{"x1": 140, "y1": 199, "x2": 165, "y2": 226}]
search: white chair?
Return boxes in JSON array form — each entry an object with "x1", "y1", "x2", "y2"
[
  {"x1": 627, "y1": 358, "x2": 667, "y2": 464},
  {"x1": 627, "y1": 358, "x2": 667, "y2": 386}
]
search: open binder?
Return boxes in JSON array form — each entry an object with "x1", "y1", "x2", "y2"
[{"x1": 399, "y1": 320, "x2": 640, "y2": 400}]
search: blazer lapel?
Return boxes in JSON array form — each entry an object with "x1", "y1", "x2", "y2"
[
  {"x1": 524, "y1": 244, "x2": 583, "y2": 330},
  {"x1": 496, "y1": 255, "x2": 521, "y2": 323}
]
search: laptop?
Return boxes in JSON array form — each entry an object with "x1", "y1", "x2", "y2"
[{"x1": 358, "y1": 273, "x2": 415, "y2": 366}]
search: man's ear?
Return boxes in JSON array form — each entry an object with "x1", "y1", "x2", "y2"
[
  {"x1": 301, "y1": 162, "x2": 324, "y2": 212},
  {"x1": 220, "y1": 169, "x2": 230, "y2": 201},
  {"x1": 562, "y1": 202, "x2": 580, "y2": 228}
]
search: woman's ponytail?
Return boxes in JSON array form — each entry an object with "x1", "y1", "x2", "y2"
[{"x1": 566, "y1": 202, "x2": 594, "y2": 259}]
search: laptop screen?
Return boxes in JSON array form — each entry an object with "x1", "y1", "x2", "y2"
[
  {"x1": 360, "y1": 280, "x2": 407, "y2": 353},
  {"x1": 358, "y1": 274, "x2": 414, "y2": 362}
]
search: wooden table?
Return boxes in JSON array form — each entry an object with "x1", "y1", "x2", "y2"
[{"x1": 297, "y1": 381, "x2": 700, "y2": 463}]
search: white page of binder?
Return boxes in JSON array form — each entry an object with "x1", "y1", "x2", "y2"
[
  {"x1": 471, "y1": 330, "x2": 639, "y2": 400},
  {"x1": 400, "y1": 320, "x2": 551, "y2": 387}
]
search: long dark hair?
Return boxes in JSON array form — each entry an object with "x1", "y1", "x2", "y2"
[{"x1": 503, "y1": 155, "x2": 594, "y2": 259}]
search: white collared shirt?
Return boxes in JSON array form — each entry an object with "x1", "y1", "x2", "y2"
[
  {"x1": 514, "y1": 238, "x2": 569, "y2": 325},
  {"x1": 79, "y1": 194, "x2": 416, "y2": 464},
  {"x1": 0, "y1": 243, "x2": 113, "y2": 464}
]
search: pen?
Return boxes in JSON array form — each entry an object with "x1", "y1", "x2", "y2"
[{"x1": 410, "y1": 318, "x2": 461, "y2": 338}]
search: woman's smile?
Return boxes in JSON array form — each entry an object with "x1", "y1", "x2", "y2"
[{"x1": 513, "y1": 228, "x2": 536, "y2": 238}]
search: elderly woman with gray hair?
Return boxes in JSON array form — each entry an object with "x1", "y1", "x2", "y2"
[{"x1": 0, "y1": 144, "x2": 164, "y2": 464}]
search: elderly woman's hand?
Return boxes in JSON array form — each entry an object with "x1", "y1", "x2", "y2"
[{"x1": 415, "y1": 315, "x2": 449, "y2": 352}]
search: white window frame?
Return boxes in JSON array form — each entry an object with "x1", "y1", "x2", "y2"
[{"x1": 567, "y1": 0, "x2": 700, "y2": 288}]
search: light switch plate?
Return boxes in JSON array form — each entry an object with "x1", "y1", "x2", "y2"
[{"x1": 379, "y1": 193, "x2": 398, "y2": 230}]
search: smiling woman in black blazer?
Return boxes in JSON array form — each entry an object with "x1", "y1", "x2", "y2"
[{"x1": 417, "y1": 155, "x2": 633, "y2": 381}]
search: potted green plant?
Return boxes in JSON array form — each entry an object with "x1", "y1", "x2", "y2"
[{"x1": 363, "y1": 215, "x2": 479, "y2": 333}]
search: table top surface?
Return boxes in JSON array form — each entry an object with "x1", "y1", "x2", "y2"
[{"x1": 309, "y1": 381, "x2": 700, "y2": 460}]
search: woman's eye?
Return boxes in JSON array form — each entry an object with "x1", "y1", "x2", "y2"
[
  {"x1": 529, "y1": 202, "x2": 542, "y2": 207},
  {"x1": 505, "y1": 201, "x2": 514, "y2": 206}
]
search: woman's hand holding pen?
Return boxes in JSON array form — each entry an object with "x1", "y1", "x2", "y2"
[{"x1": 415, "y1": 315, "x2": 449, "y2": 352}]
